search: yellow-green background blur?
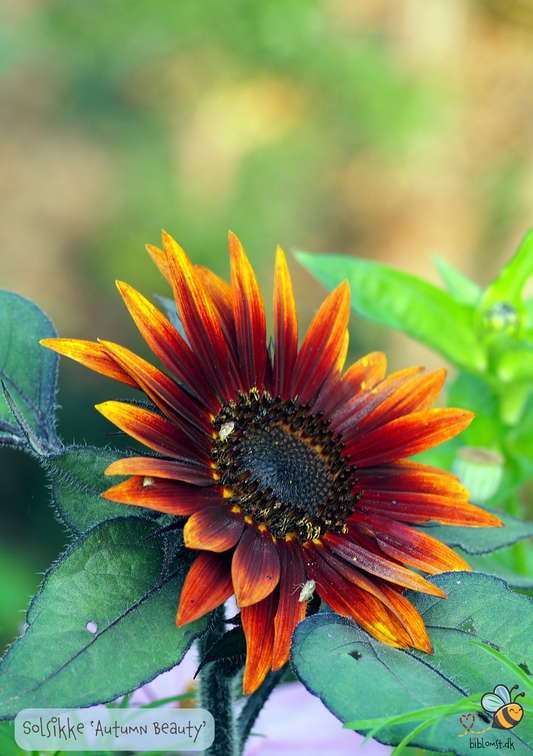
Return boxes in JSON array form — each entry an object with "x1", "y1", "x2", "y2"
[{"x1": 2, "y1": 0, "x2": 533, "y2": 656}]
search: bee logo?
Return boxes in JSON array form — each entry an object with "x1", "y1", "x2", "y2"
[{"x1": 481, "y1": 684, "x2": 525, "y2": 730}]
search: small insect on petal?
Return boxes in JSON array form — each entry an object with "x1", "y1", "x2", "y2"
[
  {"x1": 143, "y1": 477, "x2": 155, "y2": 487},
  {"x1": 298, "y1": 579, "x2": 316, "y2": 603},
  {"x1": 219, "y1": 421, "x2": 235, "y2": 440}
]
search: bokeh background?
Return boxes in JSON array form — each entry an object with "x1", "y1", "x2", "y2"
[{"x1": 2, "y1": 0, "x2": 533, "y2": 664}]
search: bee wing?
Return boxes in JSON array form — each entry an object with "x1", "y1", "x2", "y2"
[
  {"x1": 482, "y1": 693, "x2": 504, "y2": 712},
  {"x1": 494, "y1": 685, "x2": 511, "y2": 704}
]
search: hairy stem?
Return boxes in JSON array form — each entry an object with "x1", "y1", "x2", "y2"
[
  {"x1": 199, "y1": 605, "x2": 237, "y2": 756},
  {"x1": 236, "y1": 666, "x2": 287, "y2": 754}
]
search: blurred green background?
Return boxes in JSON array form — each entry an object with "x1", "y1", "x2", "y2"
[{"x1": 2, "y1": 0, "x2": 533, "y2": 656}]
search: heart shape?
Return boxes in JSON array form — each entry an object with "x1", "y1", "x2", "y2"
[{"x1": 460, "y1": 714, "x2": 475, "y2": 732}]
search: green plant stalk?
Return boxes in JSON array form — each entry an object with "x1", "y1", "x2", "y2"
[
  {"x1": 503, "y1": 491, "x2": 530, "y2": 575},
  {"x1": 498, "y1": 381, "x2": 532, "y2": 427},
  {"x1": 198, "y1": 606, "x2": 237, "y2": 756}
]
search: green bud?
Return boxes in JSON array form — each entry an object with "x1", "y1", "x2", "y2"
[
  {"x1": 452, "y1": 446, "x2": 504, "y2": 504},
  {"x1": 481, "y1": 301, "x2": 520, "y2": 334}
]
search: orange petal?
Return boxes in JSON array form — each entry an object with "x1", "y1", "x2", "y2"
[
  {"x1": 184, "y1": 505, "x2": 244, "y2": 552},
  {"x1": 373, "y1": 578, "x2": 432, "y2": 653},
  {"x1": 146, "y1": 244, "x2": 172, "y2": 286},
  {"x1": 273, "y1": 246, "x2": 298, "y2": 400},
  {"x1": 116, "y1": 280, "x2": 219, "y2": 412},
  {"x1": 290, "y1": 281, "x2": 350, "y2": 404},
  {"x1": 321, "y1": 351, "x2": 387, "y2": 416},
  {"x1": 105, "y1": 456, "x2": 215, "y2": 486},
  {"x1": 323, "y1": 531, "x2": 447, "y2": 597},
  {"x1": 196, "y1": 265, "x2": 237, "y2": 353},
  {"x1": 40, "y1": 339, "x2": 139, "y2": 389},
  {"x1": 351, "y1": 514, "x2": 471, "y2": 574},
  {"x1": 101, "y1": 476, "x2": 223, "y2": 514},
  {"x1": 177, "y1": 551, "x2": 234, "y2": 626},
  {"x1": 304, "y1": 542, "x2": 412, "y2": 648},
  {"x1": 272, "y1": 537, "x2": 307, "y2": 671},
  {"x1": 241, "y1": 589, "x2": 278, "y2": 694},
  {"x1": 229, "y1": 232, "x2": 267, "y2": 392},
  {"x1": 99, "y1": 340, "x2": 212, "y2": 440},
  {"x1": 232, "y1": 525, "x2": 280, "y2": 607},
  {"x1": 162, "y1": 231, "x2": 236, "y2": 402},
  {"x1": 343, "y1": 408, "x2": 475, "y2": 467},
  {"x1": 95, "y1": 401, "x2": 210, "y2": 465}
]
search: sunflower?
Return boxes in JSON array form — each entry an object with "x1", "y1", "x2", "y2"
[{"x1": 42, "y1": 232, "x2": 502, "y2": 694}]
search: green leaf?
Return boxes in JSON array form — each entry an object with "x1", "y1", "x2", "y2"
[
  {"x1": 460, "y1": 548, "x2": 533, "y2": 589},
  {"x1": 0, "y1": 517, "x2": 207, "y2": 718},
  {"x1": 0, "y1": 721, "x2": 17, "y2": 756},
  {"x1": 483, "y1": 226, "x2": 533, "y2": 308},
  {"x1": 291, "y1": 572, "x2": 533, "y2": 754},
  {"x1": 45, "y1": 445, "x2": 158, "y2": 535},
  {"x1": 0, "y1": 290, "x2": 61, "y2": 453},
  {"x1": 296, "y1": 252, "x2": 487, "y2": 374},
  {"x1": 414, "y1": 507, "x2": 533, "y2": 555},
  {"x1": 432, "y1": 255, "x2": 482, "y2": 306}
]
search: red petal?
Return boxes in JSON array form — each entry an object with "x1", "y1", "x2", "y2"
[
  {"x1": 303, "y1": 542, "x2": 412, "y2": 648},
  {"x1": 101, "y1": 476, "x2": 223, "y2": 515},
  {"x1": 196, "y1": 265, "x2": 237, "y2": 354},
  {"x1": 40, "y1": 339, "x2": 139, "y2": 389},
  {"x1": 273, "y1": 246, "x2": 298, "y2": 400},
  {"x1": 290, "y1": 281, "x2": 350, "y2": 404},
  {"x1": 350, "y1": 514, "x2": 471, "y2": 574},
  {"x1": 229, "y1": 232, "x2": 267, "y2": 391},
  {"x1": 95, "y1": 401, "x2": 211, "y2": 466},
  {"x1": 106, "y1": 456, "x2": 215, "y2": 486},
  {"x1": 316, "y1": 540, "x2": 398, "y2": 607},
  {"x1": 232, "y1": 525, "x2": 281, "y2": 607},
  {"x1": 331, "y1": 366, "x2": 422, "y2": 432},
  {"x1": 162, "y1": 231, "x2": 236, "y2": 402},
  {"x1": 146, "y1": 244, "x2": 172, "y2": 286},
  {"x1": 321, "y1": 352, "x2": 387, "y2": 416},
  {"x1": 340, "y1": 368, "x2": 446, "y2": 439},
  {"x1": 355, "y1": 461, "x2": 502, "y2": 526},
  {"x1": 99, "y1": 340, "x2": 213, "y2": 440},
  {"x1": 272, "y1": 537, "x2": 307, "y2": 670},
  {"x1": 343, "y1": 408, "x2": 475, "y2": 467},
  {"x1": 242, "y1": 589, "x2": 278, "y2": 694},
  {"x1": 177, "y1": 551, "x2": 234, "y2": 626},
  {"x1": 323, "y1": 531, "x2": 447, "y2": 597},
  {"x1": 117, "y1": 280, "x2": 219, "y2": 412},
  {"x1": 311, "y1": 329, "x2": 349, "y2": 414},
  {"x1": 184, "y1": 505, "x2": 244, "y2": 552}
]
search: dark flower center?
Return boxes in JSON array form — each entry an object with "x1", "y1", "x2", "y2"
[{"x1": 212, "y1": 389, "x2": 360, "y2": 541}]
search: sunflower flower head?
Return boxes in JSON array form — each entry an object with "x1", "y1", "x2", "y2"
[{"x1": 42, "y1": 232, "x2": 502, "y2": 694}]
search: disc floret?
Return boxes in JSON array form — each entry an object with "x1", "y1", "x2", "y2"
[{"x1": 211, "y1": 388, "x2": 360, "y2": 540}]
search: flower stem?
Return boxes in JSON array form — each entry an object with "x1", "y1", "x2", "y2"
[
  {"x1": 505, "y1": 491, "x2": 530, "y2": 575},
  {"x1": 199, "y1": 605, "x2": 238, "y2": 756},
  {"x1": 236, "y1": 666, "x2": 287, "y2": 754}
]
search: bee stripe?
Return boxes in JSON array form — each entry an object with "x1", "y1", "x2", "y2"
[{"x1": 502, "y1": 707, "x2": 519, "y2": 726}]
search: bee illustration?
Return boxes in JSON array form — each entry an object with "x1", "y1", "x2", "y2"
[{"x1": 481, "y1": 684, "x2": 525, "y2": 730}]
